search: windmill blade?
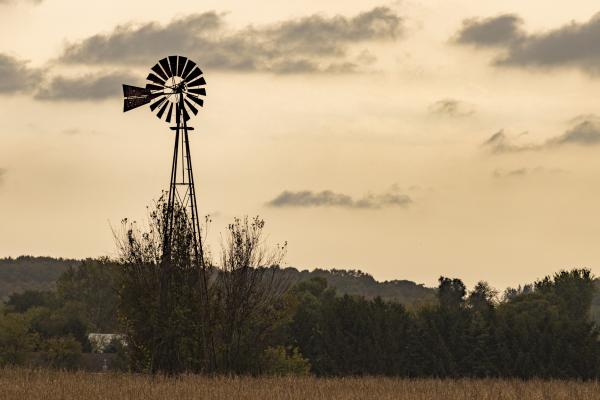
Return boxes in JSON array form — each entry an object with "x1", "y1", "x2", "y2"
[
  {"x1": 181, "y1": 103, "x2": 191, "y2": 121},
  {"x1": 151, "y1": 63, "x2": 169, "y2": 81},
  {"x1": 123, "y1": 84, "x2": 151, "y2": 98},
  {"x1": 186, "y1": 67, "x2": 202, "y2": 83},
  {"x1": 177, "y1": 56, "x2": 188, "y2": 77},
  {"x1": 184, "y1": 98, "x2": 198, "y2": 115},
  {"x1": 186, "y1": 93, "x2": 204, "y2": 107},
  {"x1": 150, "y1": 96, "x2": 167, "y2": 112},
  {"x1": 159, "y1": 58, "x2": 173, "y2": 78},
  {"x1": 187, "y1": 76, "x2": 206, "y2": 88},
  {"x1": 146, "y1": 83, "x2": 164, "y2": 92},
  {"x1": 156, "y1": 100, "x2": 170, "y2": 119},
  {"x1": 165, "y1": 103, "x2": 174, "y2": 123},
  {"x1": 181, "y1": 60, "x2": 197, "y2": 79},
  {"x1": 187, "y1": 87, "x2": 206, "y2": 96},
  {"x1": 147, "y1": 73, "x2": 166, "y2": 86},
  {"x1": 168, "y1": 56, "x2": 179, "y2": 77}
]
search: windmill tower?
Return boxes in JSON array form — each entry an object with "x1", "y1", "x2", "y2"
[{"x1": 122, "y1": 55, "x2": 207, "y2": 261}]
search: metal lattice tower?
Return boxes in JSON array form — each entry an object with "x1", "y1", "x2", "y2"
[{"x1": 122, "y1": 55, "x2": 207, "y2": 260}]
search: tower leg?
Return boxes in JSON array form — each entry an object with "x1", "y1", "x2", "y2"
[{"x1": 163, "y1": 127, "x2": 180, "y2": 259}]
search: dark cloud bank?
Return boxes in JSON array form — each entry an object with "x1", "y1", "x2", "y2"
[
  {"x1": 0, "y1": 54, "x2": 40, "y2": 94},
  {"x1": 35, "y1": 71, "x2": 137, "y2": 101},
  {"x1": 267, "y1": 189, "x2": 412, "y2": 209},
  {"x1": 0, "y1": 52, "x2": 134, "y2": 100},
  {"x1": 455, "y1": 12, "x2": 600, "y2": 75},
  {"x1": 60, "y1": 7, "x2": 403, "y2": 73},
  {"x1": 483, "y1": 115, "x2": 600, "y2": 153},
  {"x1": 0, "y1": 7, "x2": 403, "y2": 100}
]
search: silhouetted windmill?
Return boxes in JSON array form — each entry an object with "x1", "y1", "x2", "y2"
[{"x1": 122, "y1": 55, "x2": 207, "y2": 260}]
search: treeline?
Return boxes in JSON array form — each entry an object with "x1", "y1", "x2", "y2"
[
  {"x1": 0, "y1": 259, "x2": 123, "y2": 369},
  {"x1": 1, "y1": 258, "x2": 599, "y2": 378},
  {"x1": 290, "y1": 272, "x2": 600, "y2": 378},
  {"x1": 0, "y1": 256, "x2": 79, "y2": 300},
  {"x1": 0, "y1": 256, "x2": 435, "y2": 305}
]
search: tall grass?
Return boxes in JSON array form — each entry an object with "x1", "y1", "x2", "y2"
[{"x1": 1, "y1": 368, "x2": 600, "y2": 400}]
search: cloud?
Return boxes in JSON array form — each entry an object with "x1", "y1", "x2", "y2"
[
  {"x1": 0, "y1": 0, "x2": 43, "y2": 5},
  {"x1": 429, "y1": 98, "x2": 475, "y2": 117},
  {"x1": 549, "y1": 118, "x2": 600, "y2": 146},
  {"x1": 59, "y1": 7, "x2": 403, "y2": 73},
  {"x1": 34, "y1": 70, "x2": 137, "y2": 101},
  {"x1": 0, "y1": 54, "x2": 41, "y2": 94},
  {"x1": 492, "y1": 168, "x2": 528, "y2": 178},
  {"x1": 455, "y1": 13, "x2": 600, "y2": 75},
  {"x1": 455, "y1": 14, "x2": 524, "y2": 47},
  {"x1": 482, "y1": 115, "x2": 600, "y2": 153},
  {"x1": 482, "y1": 130, "x2": 536, "y2": 153},
  {"x1": 267, "y1": 188, "x2": 412, "y2": 209},
  {"x1": 492, "y1": 167, "x2": 565, "y2": 178}
]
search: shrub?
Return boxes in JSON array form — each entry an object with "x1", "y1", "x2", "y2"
[
  {"x1": 42, "y1": 336, "x2": 82, "y2": 370},
  {"x1": 260, "y1": 346, "x2": 311, "y2": 376}
]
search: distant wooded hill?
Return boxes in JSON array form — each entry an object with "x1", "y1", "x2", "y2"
[
  {"x1": 0, "y1": 256, "x2": 79, "y2": 300},
  {"x1": 3, "y1": 256, "x2": 600, "y2": 323},
  {"x1": 0, "y1": 256, "x2": 435, "y2": 306}
]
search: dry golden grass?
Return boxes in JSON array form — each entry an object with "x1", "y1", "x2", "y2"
[{"x1": 1, "y1": 368, "x2": 600, "y2": 400}]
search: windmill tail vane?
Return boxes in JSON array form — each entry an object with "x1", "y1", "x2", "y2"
[{"x1": 122, "y1": 55, "x2": 207, "y2": 261}]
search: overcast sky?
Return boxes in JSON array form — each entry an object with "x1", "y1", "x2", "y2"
[{"x1": 2, "y1": 0, "x2": 600, "y2": 290}]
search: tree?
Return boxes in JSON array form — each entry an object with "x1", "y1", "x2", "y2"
[
  {"x1": 495, "y1": 269, "x2": 600, "y2": 378},
  {"x1": 0, "y1": 312, "x2": 33, "y2": 366},
  {"x1": 289, "y1": 278, "x2": 412, "y2": 376},
  {"x1": 259, "y1": 346, "x2": 310, "y2": 376},
  {"x1": 116, "y1": 196, "x2": 209, "y2": 374},
  {"x1": 25, "y1": 304, "x2": 90, "y2": 352},
  {"x1": 468, "y1": 281, "x2": 497, "y2": 315},
  {"x1": 437, "y1": 277, "x2": 466, "y2": 310},
  {"x1": 6, "y1": 290, "x2": 57, "y2": 313},
  {"x1": 56, "y1": 258, "x2": 120, "y2": 332},
  {"x1": 213, "y1": 216, "x2": 290, "y2": 373},
  {"x1": 42, "y1": 337, "x2": 82, "y2": 370},
  {"x1": 116, "y1": 196, "x2": 291, "y2": 375}
]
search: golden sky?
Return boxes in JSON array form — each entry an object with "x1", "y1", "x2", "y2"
[{"x1": 2, "y1": 0, "x2": 600, "y2": 290}]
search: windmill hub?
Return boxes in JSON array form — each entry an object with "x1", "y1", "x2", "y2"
[{"x1": 122, "y1": 55, "x2": 207, "y2": 260}]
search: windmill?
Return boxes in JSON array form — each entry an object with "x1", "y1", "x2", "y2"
[{"x1": 122, "y1": 55, "x2": 207, "y2": 261}]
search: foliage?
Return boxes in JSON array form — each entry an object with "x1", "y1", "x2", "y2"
[
  {"x1": 0, "y1": 312, "x2": 33, "y2": 366},
  {"x1": 56, "y1": 258, "x2": 120, "y2": 333},
  {"x1": 41, "y1": 336, "x2": 82, "y2": 370},
  {"x1": 288, "y1": 270, "x2": 600, "y2": 378},
  {"x1": 25, "y1": 304, "x2": 90, "y2": 352},
  {"x1": 212, "y1": 216, "x2": 289, "y2": 373},
  {"x1": 6, "y1": 290, "x2": 57, "y2": 313},
  {"x1": 116, "y1": 195, "x2": 292, "y2": 375},
  {"x1": 0, "y1": 256, "x2": 79, "y2": 301},
  {"x1": 259, "y1": 346, "x2": 311, "y2": 376},
  {"x1": 115, "y1": 197, "x2": 207, "y2": 374},
  {"x1": 0, "y1": 257, "x2": 436, "y2": 310},
  {"x1": 1, "y1": 213, "x2": 600, "y2": 378}
]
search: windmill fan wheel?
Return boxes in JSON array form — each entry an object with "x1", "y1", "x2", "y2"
[{"x1": 123, "y1": 55, "x2": 206, "y2": 124}]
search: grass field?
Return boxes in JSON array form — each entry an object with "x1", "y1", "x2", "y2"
[{"x1": 2, "y1": 368, "x2": 600, "y2": 400}]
